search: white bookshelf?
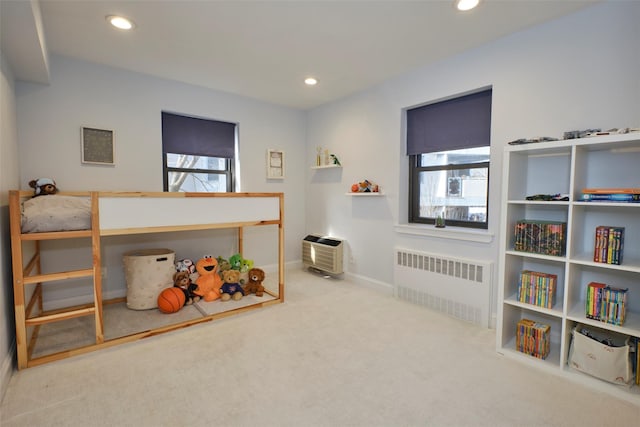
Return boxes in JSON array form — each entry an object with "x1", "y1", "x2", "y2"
[{"x1": 496, "y1": 132, "x2": 640, "y2": 402}]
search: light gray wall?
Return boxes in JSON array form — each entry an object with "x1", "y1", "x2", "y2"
[
  {"x1": 15, "y1": 55, "x2": 307, "y2": 307},
  {"x1": 0, "y1": 52, "x2": 20, "y2": 403},
  {"x1": 305, "y1": 2, "x2": 640, "y2": 293}
]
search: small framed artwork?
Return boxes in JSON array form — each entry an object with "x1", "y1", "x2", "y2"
[
  {"x1": 81, "y1": 126, "x2": 115, "y2": 165},
  {"x1": 447, "y1": 177, "x2": 462, "y2": 197},
  {"x1": 267, "y1": 149, "x2": 285, "y2": 179}
]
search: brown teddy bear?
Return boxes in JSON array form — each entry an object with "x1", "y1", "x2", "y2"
[
  {"x1": 220, "y1": 269, "x2": 244, "y2": 301},
  {"x1": 173, "y1": 271, "x2": 200, "y2": 305},
  {"x1": 243, "y1": 268, "x2": 265, "y2": 297},
  {"x1": 29, "y1": 178, "x2": 58, "y2": 197}
]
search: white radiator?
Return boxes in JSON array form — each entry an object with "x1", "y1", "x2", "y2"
[
  {"x1": 393, "y1": 248, "x2": 493, "y2": 328},
  {"x1": 302, "y1": 234, "x2": 344, "y2": 275}
]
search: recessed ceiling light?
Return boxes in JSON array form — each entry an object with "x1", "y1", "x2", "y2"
[
  {"x1": 106, "y1": 15, "x2": 135, "y2": 30},
  {"x1": 455, "y1": 0, "x2": 480, "y2": 11},
  {"x1": 304, "y1": 77, "x2": 318, "y2": 86}
]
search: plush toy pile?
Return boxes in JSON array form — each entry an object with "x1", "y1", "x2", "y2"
[
  {"x1": 158, "y1": 253, "x2": 265, "y2": 313},
  {"x1": 350, "y1": 179, "x2": 379, "y2": 193}
]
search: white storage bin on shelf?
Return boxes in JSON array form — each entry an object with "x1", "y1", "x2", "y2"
[
  {"x1": 569, "y1": 324, "x2": 632, "y2": 385},
  {"x1": 123, "y1": 248, "x2": 175, "y2": 310}
]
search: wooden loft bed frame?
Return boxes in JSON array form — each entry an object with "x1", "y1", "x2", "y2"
[{"x1": 9, "y1": 190, "x2": 285, "y2": 369}]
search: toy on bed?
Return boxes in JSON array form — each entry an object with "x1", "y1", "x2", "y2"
[
  {"x1": 220, "y1": 269, "x2": 244, "y2": 301},
  {"x1": 173, "y1": 271, "x2": 200, "y2": 305},
  {"x1": 194, "y1": 255, "x2": 223, "y2": 302},
  {"x1": 243, "y1": 268, "x2": 266, "y2": 297},
  {"x1": 29, "y1": 178, "x2": 58, "y2": 197}
]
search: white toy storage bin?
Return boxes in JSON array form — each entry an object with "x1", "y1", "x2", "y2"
[{"x1": 123, "y1": 248, "x2": 175, "y2": 310}]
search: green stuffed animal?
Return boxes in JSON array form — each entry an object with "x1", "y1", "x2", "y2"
[{"x1": 229, "y1": 253, "x2": 243, "y2": 270}]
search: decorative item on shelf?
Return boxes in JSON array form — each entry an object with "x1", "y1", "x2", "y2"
[
  {"x1": 330, "y1": 154, "x2": 341, "y2": 166},
  {"x1": 525, "y1": 193, "x2": 569, "y2": 201},
  {"x1": 435, "y1": 214, "x2": 446, "y2": 228},
  {"x1": 516, "y1": 318, "x2": 550, "y2": 360},
  {"x1": 350, "y1": 179, "x2": 379, "y2": 193},
  {"x1": 316, "y1": 146, "x2": 322, "y2": 166},
  {"x1": 593, "y1": 225, "x2": 625, "y2": 265}
]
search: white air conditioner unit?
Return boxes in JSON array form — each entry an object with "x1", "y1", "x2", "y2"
[{"x1": 302, "y1": 234, "x2": 344, "y2": 275}]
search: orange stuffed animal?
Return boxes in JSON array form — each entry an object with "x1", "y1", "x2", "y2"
[{"x1": 194, "y1": 255, "x2": 223, "y2": 302}]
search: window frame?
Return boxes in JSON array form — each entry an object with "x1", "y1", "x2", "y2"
[
  {"x1": 406, "y1": 88, "x2": 492, "y2": 230},
  {"x1": 408, "y1": 154, "x2": 490, "y2": 230},
  {"x1": 162, "y1": 154, "x2": 235, "y2": 193}
]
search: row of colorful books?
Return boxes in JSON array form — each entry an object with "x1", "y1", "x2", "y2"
[
  {"x1": 514, "y1": 220, "x2": 566, "y2": 256},
  {"x1": 516, "y1": 318, "x2": 550, "y2": 359},
  {"x1": 593, "y1": 225, "x2": 625, "y2": 265},
  {"x1": 581, "y1": 187, "x2": 640, "y2": 203},
  {"x1": 517, "y1": 270, "x2": 557, "y2": 309},
  {"x1": 585, "y1": 282, "x2": 628, "y2": 326}
]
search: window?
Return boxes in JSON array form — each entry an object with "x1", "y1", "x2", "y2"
[
  {"x1": 407, "y1": 89, "x2": 492, "y2": 229},
  {"x1": 161, "y1": 112, "x2": 236, "y2": 192}
]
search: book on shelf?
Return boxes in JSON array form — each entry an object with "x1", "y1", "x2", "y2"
[
  {"x1": 517, "y1": 270, "x2": 557, "y2": 309},
  {"x1": 516, "y1": 319, "x2": 550, "y2": 359},
  {"x1": 585, "y1": 281, "x2": 628, "y2": 326},
  {"x1": 592, "y1": 226, "x2": 625, "y2": 265},
  {"x1": 514, "y1": 220, "x2": 566, "y2": 256},
  {"x1": 582, "y1": 187, "x2": 640, "y2": 194},
  {"x1": 580, "y1": 193, "x2": 640, "y2": 203}
]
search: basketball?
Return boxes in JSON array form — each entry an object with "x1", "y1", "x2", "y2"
[{"x1": 157, "y1": 287, "x2": 185, "y2": 314}]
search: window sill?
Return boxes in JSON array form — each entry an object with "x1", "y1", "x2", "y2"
[{"x1": 394, "y1": 223, "x2": 494, "y2": 243}]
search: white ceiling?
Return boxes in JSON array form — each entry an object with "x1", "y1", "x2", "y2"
[{"x1": 2, "y1": 0, "x2": 599, "y2": 110}]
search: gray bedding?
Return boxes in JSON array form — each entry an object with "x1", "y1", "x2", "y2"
[{"x1": 21, "y1": 195, "x2": 91, "y2": 233}]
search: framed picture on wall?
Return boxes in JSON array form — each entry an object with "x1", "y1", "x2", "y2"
[
  {"x1": 81, "y1": 126, "x2": 115, "y2": 165},
  {"x1": 267, "y1": 149, "x2": 285, "y2": 179}
]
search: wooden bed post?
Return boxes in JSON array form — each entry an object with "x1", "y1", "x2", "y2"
[
  {"x1": 9, "y1": 191, "x2": 28, "y2": 369},
  {"x1": 91, "y1": 192, "x2": 104, "y2": 344},
  {"x1": 279, "y1": 193, "x2": 285, "y2": 302}
]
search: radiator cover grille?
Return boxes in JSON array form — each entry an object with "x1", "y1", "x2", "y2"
[
  {"x1": 302, "y1": 234, "x2": 344, "y2": 274},
  {"x1": 393, "y1": 248, "x2": 493, "y2": 328}
]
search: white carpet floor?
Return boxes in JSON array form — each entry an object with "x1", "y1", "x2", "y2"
[{"x1": 1, "y1": 267, "x2": 639, "y2": 426}]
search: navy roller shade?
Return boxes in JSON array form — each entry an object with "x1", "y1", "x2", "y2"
[
  {"x1": 162, "y1": 112, "x2": 235, "y2": 158},
  {"x1": 406, "y1": 88, "x2": 492, "y2": 155}
]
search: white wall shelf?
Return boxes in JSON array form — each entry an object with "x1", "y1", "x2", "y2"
[
  {"x1": 345, "y1": 192, "x2": 384, "y2": 196},
  {"x1": 496, "y1": 132, "x2": 640, "y2": 402},
  {"x1": 311, "y1": 164, "x2": 342, "y2": 170}
]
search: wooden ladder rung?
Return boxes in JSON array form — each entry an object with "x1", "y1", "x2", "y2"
[
  {"x1": 20, "y1": 229, "x2": 92, "y2": 241},
  {"x1": 23, "y1": 268, "x2": 94, "y2": 285},
  {"x1": 25, "y1": 306, "x2": 96, "y2": 326}
]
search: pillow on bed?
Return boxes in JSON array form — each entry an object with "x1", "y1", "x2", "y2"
[{"x1": 21, "y1": 195, "x2": 91, "y2": 233}]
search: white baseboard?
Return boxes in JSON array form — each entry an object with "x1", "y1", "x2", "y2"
[
  {"x1": 0, "y1": 340, "x2": 15, "y2": 405},
  {"x1": 344, "y1": 271, "x2": 394, "y2": 295}
]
